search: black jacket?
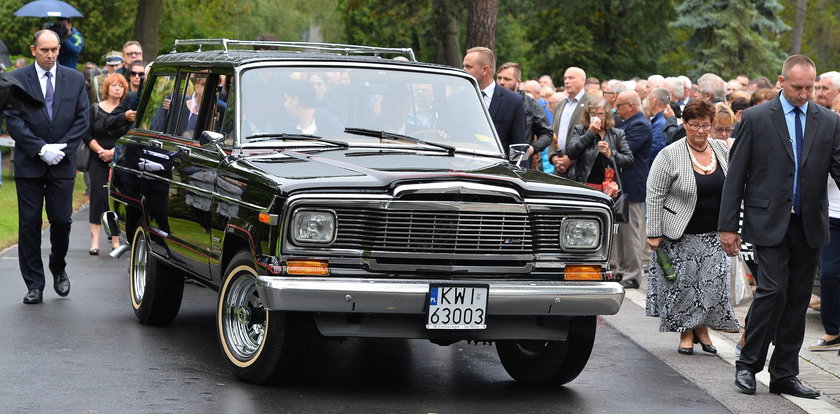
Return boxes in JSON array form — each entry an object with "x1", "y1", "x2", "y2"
[{"x1": 564, "y1": 125, "x2": 634, "y2": 184}]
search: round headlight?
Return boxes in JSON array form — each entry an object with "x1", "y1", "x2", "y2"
[
  {"x1": 560, "y1": 218, "x2": 601, "y2": 250},
  {"x1": 291, "y1": 210, "x2": 336, "y2": 244}
]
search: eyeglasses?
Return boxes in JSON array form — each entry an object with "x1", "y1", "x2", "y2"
[
  {"x1": 589, "y1": 112, "x2": 607, "y2": 117},
  {"x1": 713, "y1": 126, "x2": 734, "y2": 133},
  {"x1": 129, "y1": 71, "x2": 145, "y2": 77},
  {"x1": 615, "y1": 102, "x2": 630, "y2": 108},
  {"x1": 602, "y1": 91, "x2": 616, "y2": 96},
  {"x1": 125, "y1": 51, "x2": 142, "y2": 56},
  {"x1": 686, "y1": 123, "x2": 713, "y2": 131}
]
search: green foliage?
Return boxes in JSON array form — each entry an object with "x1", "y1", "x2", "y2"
[
  {"x1": 504, "y1": 0, "x2": 678, "y2": 82},
  {"x1": 672, "y1": 0, "x2": 788, "y2": 79},
  {"x1": 0, "y1": 0, "x2": 136, "y2": 69},
  {"x1": 338, "y1": 0, "x2": 441, "y2": 62},
  {"x1": 0, "y1": 1, "x2": 344, "y2": 68},
  {"x1": 778, "y1": 0, "x2": 840, "y2": 72}
]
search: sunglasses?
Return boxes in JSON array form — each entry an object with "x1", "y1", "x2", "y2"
[{"x1": 129, "y1": 71, "x2": 145, "y2": 77}]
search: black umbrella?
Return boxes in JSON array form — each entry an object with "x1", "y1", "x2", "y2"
[{"x1": 14, "y1": 0, "x2": 84, "y2": 18}]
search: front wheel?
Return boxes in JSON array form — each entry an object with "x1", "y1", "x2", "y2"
[
  {"x1": 496, "y1": 316, "x2": 596, "y2": 386},
  {"x1": 217, "y1": 250, "x2": 308, "y2": 384},
  {"x1": 129, "y1": 226, "x2": 184, "y2": 325}
]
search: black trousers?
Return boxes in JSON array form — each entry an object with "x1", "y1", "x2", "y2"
[
  {"x1": 736, "y1": 214, "x2": 819, "y2": 382},
  {"x1": 16, "y1": 176, "x2": 74, "y2": 291}
]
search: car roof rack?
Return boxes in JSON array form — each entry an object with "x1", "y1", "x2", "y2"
[{"x1": 171, "y1": 38, "x2": 416, "y2": 61}]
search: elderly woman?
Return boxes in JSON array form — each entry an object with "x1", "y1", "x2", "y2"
[
  {"x1": 555, "y1": 96, "x2": 633, "y2": 187},
  {"x1": 645, "y1": 99, "x2": 739, "y2": 355},
  {"x1": 84, "y1": 73, "x2": 135, "y2": 254}
]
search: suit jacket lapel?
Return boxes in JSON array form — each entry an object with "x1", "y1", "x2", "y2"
[
  {"x1": 800, "y1": 103, "x2": 821, "y2": 168},
  {"x1": 51, "y1": 66, "x2": 65, "y2": 123},
  {"x1": 488, "y1": 87, "x2": 504, "y2": 118},
  {"x1": 769, "y1": 98, "x2": 794, "y2": 163}
]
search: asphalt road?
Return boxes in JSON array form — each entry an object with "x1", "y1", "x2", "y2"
[{"x1": 0, "y1": 207, "x2": 732, "y2": 413}]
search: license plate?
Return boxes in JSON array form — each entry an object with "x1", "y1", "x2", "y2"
[{"x1": 426, "y1": 285, "x2": 488, "y2": 329}]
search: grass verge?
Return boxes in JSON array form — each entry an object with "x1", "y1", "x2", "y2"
[{"x1": 0, "y1": 167, "x2": 89, "y2": 252}]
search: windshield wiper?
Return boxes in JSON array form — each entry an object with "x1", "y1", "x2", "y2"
[
  {"x1": 343, "y1": 127, "x2": 455, "y2": 156},
  {"x1": 245, "y1": 133, "x2": 348, "y2": 148}
]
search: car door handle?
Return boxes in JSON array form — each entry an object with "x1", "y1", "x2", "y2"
[{"x1": 179, "y1": 147, "x2": 191, "y2": 157}]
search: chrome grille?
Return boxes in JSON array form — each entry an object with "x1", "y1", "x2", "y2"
[{"x1": 331, "y1": 208, "x2": 535, "y2": 253}]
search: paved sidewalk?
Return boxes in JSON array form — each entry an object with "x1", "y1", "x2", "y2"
[{"x1": 606, "y1": 279, "x2": 840, "y2": 413}]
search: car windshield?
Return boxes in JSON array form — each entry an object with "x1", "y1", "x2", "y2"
[{"x1": 238, "y1": 65, "x2": 501, "y2": 154}]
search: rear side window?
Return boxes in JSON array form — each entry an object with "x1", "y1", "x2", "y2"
[{"x1": 139, "y1": 72, "x2": 177, "y2": 133}]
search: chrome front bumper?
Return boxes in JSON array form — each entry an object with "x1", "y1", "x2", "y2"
[{"x1": 255, "y1": 277, "x2": 624, "y2": 316}]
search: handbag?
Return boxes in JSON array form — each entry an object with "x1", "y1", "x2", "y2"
[
  {"x1": 605, "y1": 158, "x2": 630, "y2": 223},
  {"x1": 76, "y1": 142, "x2": 91, "y2": 172}
]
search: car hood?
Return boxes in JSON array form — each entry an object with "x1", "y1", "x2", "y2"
[{"x1": 234, "y1": 147, "x2": 608, "y2": 201}]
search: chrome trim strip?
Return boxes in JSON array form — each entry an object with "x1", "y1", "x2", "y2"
[
  {"x1": 393, "y1": 181, "x2": 521, "y2": 201},
  {"x1": 255, "y1": 277, "x2": 624, "y2": 316}
]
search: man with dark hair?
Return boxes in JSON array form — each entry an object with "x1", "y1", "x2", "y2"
[
  {"x1": 118, "y1": 41, "x2": 143, "y2": 77},
  {"x1": 55, "y1": 18, "x2": 83, "y2": 69},
  {"x1": 496, "y1": 61, "x2": 552, "y2": 170},
  {"x1": 462, "y1": 47, "x2": 526, "y2": 158},
  {"x1": 720, "y1": 55, "x2": 840, "y2": 399},
  {"x1": 4, "y1": 30, "x2": 90, "y2": 304}
]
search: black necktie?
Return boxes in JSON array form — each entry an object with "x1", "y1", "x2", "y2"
[
  {"x1": 44, "y1": 71, "x2": 54, "y2": 120},
  {"x1": 793, "y1": 106, "x2": 803, "y2": 214}
]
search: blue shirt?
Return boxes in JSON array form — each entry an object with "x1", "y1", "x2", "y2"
[{"x1": 778, "y1": 93, "x2": 808, "y2": 202}]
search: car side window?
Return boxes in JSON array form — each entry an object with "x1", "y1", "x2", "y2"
[
  {"x1": 172, "y1": 72, "x2": 207, "y2": 139},
  {"x1": 139, "y1": 72, "x2": 177, "y2": 132}
]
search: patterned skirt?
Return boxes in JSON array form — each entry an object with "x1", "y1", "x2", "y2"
[{"x1": 645, "y1": 232, "x2": 740, "y2": 333}]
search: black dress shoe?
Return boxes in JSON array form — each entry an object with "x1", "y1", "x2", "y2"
[
  {"x1": 51, "y1": 268, "x2": 70, "y2": 297},
  {"x1": 735, "y1": 369, "x2": 756, "y2": 394},
  {"x1": 769, "y1": 377, "x2": 820, "y2": 399},
  {"x1": 678, "y1": 346, "x2": 694, "y2": 355},
  {"x1": 23, "y1": 288, "x2": 43, "y2": 304},
  {"x1": 693, "y1": 334, "x2": 717, "y2": 353}
]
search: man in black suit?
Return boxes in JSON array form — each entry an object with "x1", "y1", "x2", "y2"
[
  {"x1": 462, "y1": 47, "x2": 526, "y2": 159},
  {"x1": 720, "y1": 55, "x2": 840, "y2": 399},
  {"x1": 4, "y1": 30, "x2": 90, "y2": 304}
]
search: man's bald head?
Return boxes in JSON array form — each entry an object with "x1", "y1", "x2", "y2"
[
  {"x1": 564, "y1": 67, "x2": 586, "y2": 97},
  {"x1": 616, "y1": 90, "x2": 641, "y2": 120}
]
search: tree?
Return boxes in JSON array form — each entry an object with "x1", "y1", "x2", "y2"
[
  {"x1": 523, "y1": 0, "x2": 677, "y2": 82},
  {"x1": 672, "y1": 0, "x2": 788, "y2": 79},
  {"x1": 135, "y1": 0, "x2": 163, "y2": 61},
  {"x1": 778, "y1": 0, "x2": 840, "y2": 72},
  {"x1": 466, "y1": 0, "x2": 497, "y2": 50}
]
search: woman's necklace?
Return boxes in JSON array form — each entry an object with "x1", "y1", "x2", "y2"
[{"x1": 687, "y1": 141, "x2": 716, "y2": 173}]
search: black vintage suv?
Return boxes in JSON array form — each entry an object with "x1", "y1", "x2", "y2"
[{"x1": 103, "y1": 39, "x2": 624, "y2": 386}]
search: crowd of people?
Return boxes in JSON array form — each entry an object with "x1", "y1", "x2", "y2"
[
  {"x1": 3, "y1": 25, "x2": 840, "y2": 400},
  {"x1": 477, "y1": 50, "x2": 840, "y2": 400}
]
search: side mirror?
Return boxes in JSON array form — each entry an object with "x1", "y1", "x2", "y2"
[
  {"x1": 508, "y1": 143, "x2": 530, "y2": 167},
  {"x1": 200, "y1": 130, "x2": 227, "y2": 156},
  {"x1": 200, "y1": 130, "x2": 224, "y2": 145}
]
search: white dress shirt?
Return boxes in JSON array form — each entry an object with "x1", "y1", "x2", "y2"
[{"x1": 34, "y1": 64, "x2": 57, "y2": 99}]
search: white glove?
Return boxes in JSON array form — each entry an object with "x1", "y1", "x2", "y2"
[{"x1": 39, "y1": 143, "x2": 67, "y2": 166}]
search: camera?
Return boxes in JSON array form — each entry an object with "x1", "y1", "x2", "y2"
[{"x1": 44, "y1": 21, "x2": 69, "y2": 44}]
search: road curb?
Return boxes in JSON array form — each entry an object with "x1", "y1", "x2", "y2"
[{"x1": 610, "y1": 288, "x2": 839, "y2": 414}]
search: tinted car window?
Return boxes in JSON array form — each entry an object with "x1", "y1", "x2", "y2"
[
  {"x1": 140, "y1": 73, "x2": 177, "y2": 132},
  {"x1": 239, "y1": 66, "x2": 500, "y2": 154}
]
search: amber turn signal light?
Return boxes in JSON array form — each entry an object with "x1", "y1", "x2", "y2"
[
  {"x1": 286, "y1": 259, "x2": 329, "y2": 276},
  {"x1": 564, "y1": 265, "x2": 603, "y2": 280}
]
